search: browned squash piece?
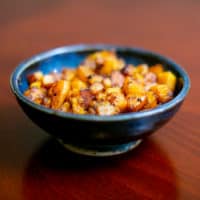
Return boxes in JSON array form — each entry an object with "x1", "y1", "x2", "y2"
[
  {"x1": 50, "y1": 80, "x2": 70, "y2": 109},
  {"x1": 149, "y1": 64, "x2": 164, "y2": 76},
  {"x1": 77, "y1": 65, "x2": 94, "y2": 82},
  {"x1": 123, "y1": 77, "x2": 145, "y2": 95},
  {"x1": 70, "y1": 97, "x2": 87, "y2": 115},
  {"x1": 127, "y1": 94, "x2": 147, "y2": 112},
  {"x1": 144, "y1": 91, "x2": 157, "y2": 109},
  {"x1": 107, "y1": 92, "x2": 127, "y2": 112},
  {"x1": 150, "y1": 84, "x2": 172, "y2": 103},
  {"x1": 158, "y1": 71, "x2": 176, "y2": 91}
]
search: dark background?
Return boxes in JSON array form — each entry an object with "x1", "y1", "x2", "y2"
[{"x1": 0, "y1": 0, "x2": 199, "y2": 199}]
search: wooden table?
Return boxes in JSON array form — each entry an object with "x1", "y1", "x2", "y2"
[{"x1": 0, "y1": 0, "x2": 199, "y2": 199}]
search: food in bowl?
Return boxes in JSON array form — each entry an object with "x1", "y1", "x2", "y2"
[{"x1": 24, "y1": 50, "x2": 176, "y2": 116}]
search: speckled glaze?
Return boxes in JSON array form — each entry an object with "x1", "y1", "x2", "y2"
[{"x1": 10, "y1": 44, "x2": 190, "y2": 156}]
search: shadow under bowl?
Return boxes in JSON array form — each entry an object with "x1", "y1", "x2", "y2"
[{"x1": 10, "y1": 44, "x2": 190, "y2": 156}]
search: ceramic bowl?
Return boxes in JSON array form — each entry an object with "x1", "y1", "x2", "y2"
[{"x1": 10, "y1": 44, "x2": 190, "y2": 156}]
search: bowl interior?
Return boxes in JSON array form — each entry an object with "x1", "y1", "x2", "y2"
[{"x1": 17, "y1": 47, "x2": 184, "y2": 97}]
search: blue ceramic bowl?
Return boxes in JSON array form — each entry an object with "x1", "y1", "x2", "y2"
[{"x1": 10, "y1": 44, "x2": 190, "y2": 156}]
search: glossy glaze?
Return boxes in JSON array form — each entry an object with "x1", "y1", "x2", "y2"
[{"x1": 10, "y1": 45, "x2": 190, "y2": 146}]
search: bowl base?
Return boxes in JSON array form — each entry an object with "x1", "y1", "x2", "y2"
[{"x1": 58, "y1": 139, "x2": 142, "y2": 157}]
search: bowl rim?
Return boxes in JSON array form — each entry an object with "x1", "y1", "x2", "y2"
[{"x1": 10, "y1": 44, "x2": 190, "y2": 122}]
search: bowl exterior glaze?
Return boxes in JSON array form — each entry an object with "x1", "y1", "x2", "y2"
[
  {"x1": 17, "y1": 98, "x2": 182, "y2": 145},
  {"x1": 10, "y1": 44, "x2": 190, "y2": 146}
]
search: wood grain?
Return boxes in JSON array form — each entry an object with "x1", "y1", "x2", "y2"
[{"x1": 0, "y1": 0, "x2": 199, "y2": 199}]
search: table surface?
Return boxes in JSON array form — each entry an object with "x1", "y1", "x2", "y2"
[{"x1": 0, "y1": 0, "x2": 199, "y2": 199}]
